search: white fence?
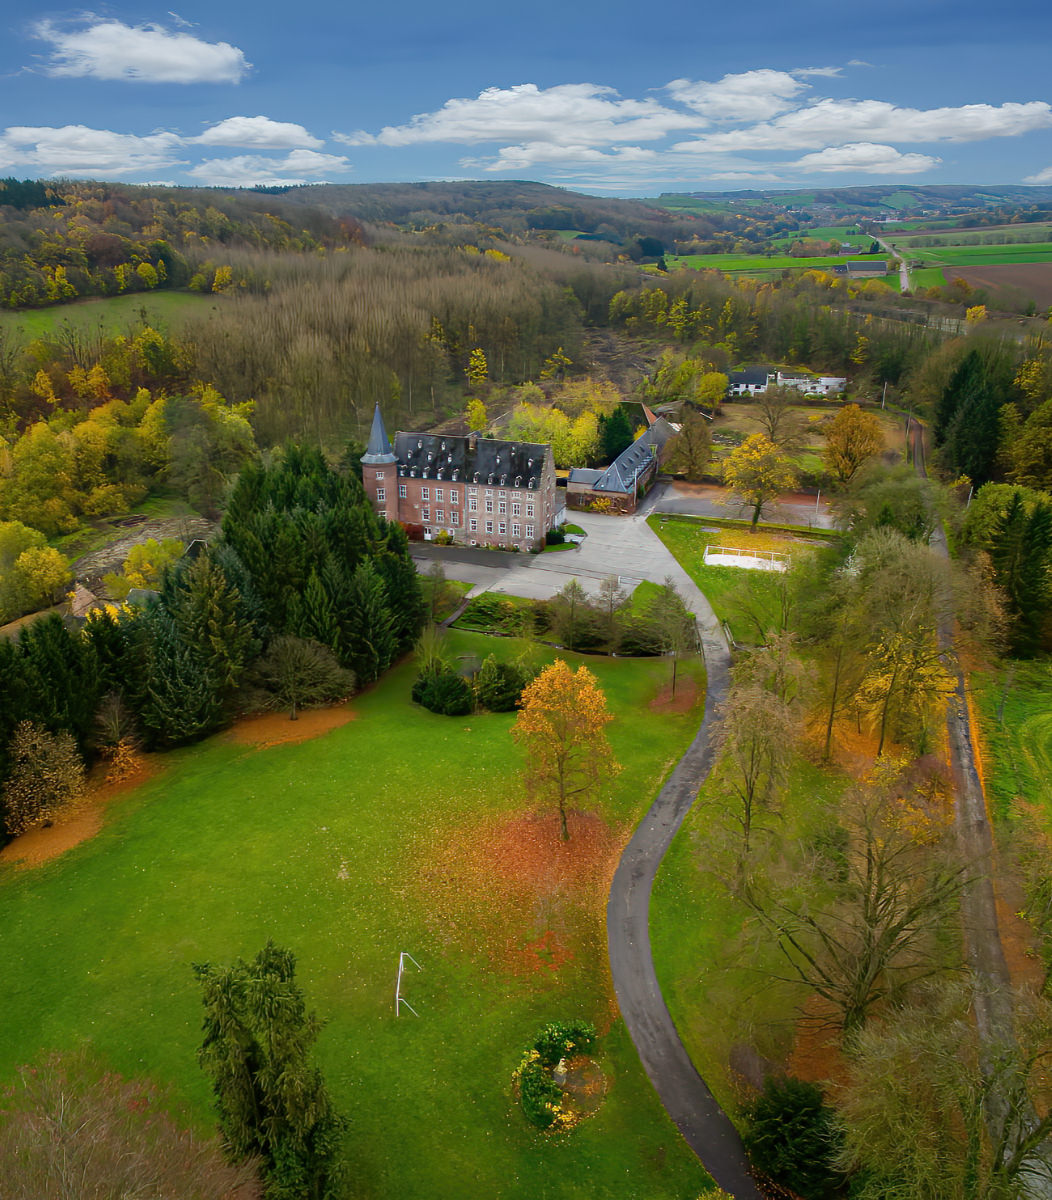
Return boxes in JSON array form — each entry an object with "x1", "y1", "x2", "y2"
[{"x1": 703, "y1": 545, "x2": 788, "y2": 572}]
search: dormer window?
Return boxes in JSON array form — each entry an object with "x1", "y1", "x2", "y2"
[
  {"x1": 514, "y1": 476, "x2": 522, "y2": 487},
  {"x1": 417, "y1": 440, "x2": 423, "y2": 449}
]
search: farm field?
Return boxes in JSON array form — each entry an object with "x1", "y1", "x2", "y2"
[
  {"x1": 0, "y1": 291, "x2": 221, "y2": 340},
  {"x1": 917, "y1": 242, "x2": 1052, "y2": 267},
  {"x1": 948, "y1": 265, "x2": 1052, "y2": 310},
  {"x1": 667, "y1": 251, "x2": 890, "y2": 274},
  {"x1": 0, "y1": 631, "x2": 715, "y2": 1200}
]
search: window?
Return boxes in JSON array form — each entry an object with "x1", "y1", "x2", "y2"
[
  {"x1": 421, "y1": 486, "x2": 430, "y2": 501},
  {"x1": 468, "y1": 486, "x2": 478, "y2": 495},
  {"x1": 451, "y1": 512, "x2": 460, "y2": 526},
  {"x1": 526, "y1": 525, "x2": 535, "y2": 538},
  {"x1": 436, "y1": 509, "x2": 445, "y2": 522},
  {"x1": 398, "y1": 484, "x2": 407, "y2": 498},
  {"x1": 498, "y1": 491, "x2": 506, "y2": 498},
  {"x1": 526, "y1": 504, "x2": 535, "y2": 518},
  {"x1": 485, "y1": 521, "x2": 493, "y2": 534},
  {"x1": 449, "y1": 490, "x2": 458, "y2": 505},
  {"x1": 376, "y1": 488, "x2": 385, "y2": 501},
  {"x1": 435, "y1": 488, "x2": 444, "y2": 502},
  {"x1": 469, "y1": 518, "x2": 477, "y2": 532},
  {"x1": 498, "y1": 500, "x2": 507, "y2": 515},
  {"x1": 422, "y1": 507, "x2": 430, "y2": 521},
  {"x1": 485, "y1": 489, "x2": 493, "y2": 496},
  {"x1": 512, "y1": 503, "x2": 520, "y2": 517},
  {"x1": 512, "y1": 523, "x2": 521, "y2": 538},
  {"x1": 468, "y1": 497, "x2": 477, "y2": 512},
  {"x1": 485, "y1": 500, "x2": 493, "y2": 513},
  {"x1": 375, "y1": 471, "x2": 384, "y2": 480},
  {"x1": 498, "y1": 522, "x2": 507, "y2": 536}
]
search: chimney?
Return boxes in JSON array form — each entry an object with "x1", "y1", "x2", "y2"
[{"x1": 468, "y1": 430, "x2": 479, "y2": 453}]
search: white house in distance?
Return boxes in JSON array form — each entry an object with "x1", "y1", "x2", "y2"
[{"x1": 727, "y1": 368, "x2": 847, "y2": 398}]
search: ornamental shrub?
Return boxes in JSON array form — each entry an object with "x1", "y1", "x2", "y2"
[
  {"x1": 741, "y1": 1075, "x2": 844, "y2": 1200},
  {"x1": 474, "y1": 655, "x2": 532, "y2": 712},
  {"x1": 534, "y1": 1020, "x2": 597, "y2": 1068},
  {"x1": 412, "y1": 667, "x2": 473, "y2": 716},
  {"x1": 518, "y1": 1054, "x2": 562, "y2": 1129}
]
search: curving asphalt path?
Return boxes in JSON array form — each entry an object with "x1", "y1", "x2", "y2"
[{"x1": 606, "y1": 585, "x2": 765, "y2": 1198}]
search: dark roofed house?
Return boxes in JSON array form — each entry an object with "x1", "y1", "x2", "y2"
[
  {"x1": 727, "y1": 368, "x2": 774, "y2": 397},
  {"x1": 360, "y1": 405, "x2": 559, "y2": 551},
  {"x1": 566, "y1": 418, "x2": 678, "y2": 514}
]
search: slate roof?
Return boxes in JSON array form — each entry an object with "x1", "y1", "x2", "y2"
[
  {"x1": 728, "y1": 368, "x2": 773, "y2": 388},
  {"x1": 362, "y1": 404, "x2": 396, "y2": 464},
  {"x1": 567, "y1": 418, "x2": 677, "y2": 494},
  {"x1": 393, "y1": 432, "x2": 549, "y2": 490}
]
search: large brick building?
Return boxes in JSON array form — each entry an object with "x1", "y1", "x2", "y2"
[{"x1": 360, "y1": 406, "x2": 559, "y2": 551}]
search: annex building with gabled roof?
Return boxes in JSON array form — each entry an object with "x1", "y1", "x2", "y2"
[{"x1": 360, "y1": 406, "x2": 559, "y2": 551}]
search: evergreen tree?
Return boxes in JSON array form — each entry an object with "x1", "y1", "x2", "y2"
[
  {"x1": 194, "y1": 942, "x2": 347, "y2": 1200},
  {"x1": 991, "y1": 492, "x2": 1052, "y2": 656},
  {"x1": 342, "y1": 560, "x2": 396, "y2": 684},
  {"x1": 296, "y1": 569, "x2": 341, "y2": 653},
  {"x1": 17, "y1": 615, "x2": 101, "y2": 753},
  {"x1": 599, "y1": 405, "x2": 634, "y2": 462},
  {"x1": 135, "y1": 611, "x2": 227, "y2": 748}
]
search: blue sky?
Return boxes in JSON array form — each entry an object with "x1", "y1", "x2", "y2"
[{"x1": 2, "y1": 2, "x2": 1052, "y2": 196}]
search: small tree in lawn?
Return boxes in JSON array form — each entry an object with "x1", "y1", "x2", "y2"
[
  {"x1": 823, "y1": 403, "x2": 883, "y2": 485},
  {"x1": 512, "y1": 659, "x2": 619, "y2": 841},
  {"x1": 2, "y1": 720, "x2": 85, "y2": 836},
  {"x1": 723, "y1": 433, "x2": 798, "y2": 530},
  {"x1": 194, "y1": 942, "x2": 347, "y2": 1200}
]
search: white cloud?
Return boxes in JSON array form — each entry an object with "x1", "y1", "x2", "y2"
[
  {"x1": 790, "y1": 142, "x2": 941, "y2": 173},
  {"x1": 196, "y1": 116, "x2": 323, "y2": 149},
  {"x1": 33, "y1": 17, "x2": 249, "y2": 84},
  {"x1": 792, "y1": 66, "x2": 843, "y2": 78},
  {"x1": 674, "y1": 98, "x2": 1052, "y2": 153},
  {"x1": 186, "y1": 149, "x2": 350, "y2": 186},
  {"x1": 1024, "y1": 165, "x2": 1052, "y2": 184},
  {"x1": 666, "y1": 70, "x2": 808, "y2": 123},
  {"x1": 0, "y1": 125, "x2": 185, "y2": 175},
  {"x1": 336, "y1": 83, "x2": 701, "y2": 148},
  {"x1": 464, "y1": 142, "x2": 658, "y2": 173}
]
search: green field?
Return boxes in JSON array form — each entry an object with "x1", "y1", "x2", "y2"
[
  {"x1": 667, "y1": 251, "x2": 890, "y2": 274},
  {"x1": 0, "y1": 291, "x2": 221, "y2": 340},
  {"x1": 908, "y1": 267, "x2": 947, "y2": 290},
  {"x1": 771, "y1": 226, "x2": 862, "y2": 246},
  {"x1": 0, "y1": 632, "x2": 715, "y2": 1199},
  {"x1": 913, "y1": 242, "x2": 1052, "y2": 268}
]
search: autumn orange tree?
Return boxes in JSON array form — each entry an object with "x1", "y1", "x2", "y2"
[
  {"x1": 511, "y1": 659, "x2": 619, "y2": 841},
  {"x1": 722, "y1": 433, "x2": 798, "y2": 530}
]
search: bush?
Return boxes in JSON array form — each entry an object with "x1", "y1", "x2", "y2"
[
  {"x1": 412, "y1": 668, "x2": 473, "y2": 716},
  {"x1": 534, "y1": 1020, "x2": 597, "y2": 1068},
  {"x1": 474, "y1": 655, "x2": 532, "y2": 712},
  {"x1": 741, "y1": 1076, "x2": 844, "y2": 1200},
  {"x1": 518, "y1": 1054, "x2": 563, "y2": 1129},
  {"x1": 2, "y1": 721, "x2": 85, "y2": 836},
  {"x1": 615, "y1": 615, "x2": 663, "y2": 656},
  {"x1": 546, "y1": 528, "x2": 566, "y2": 545}
]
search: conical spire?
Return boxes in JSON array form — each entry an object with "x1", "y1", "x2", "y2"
[{"x1": 361, "y1": 403, "x2": 396, "y2": 463}]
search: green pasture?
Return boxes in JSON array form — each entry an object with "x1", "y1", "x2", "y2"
[
  {"x1": 0, "y1": 291, "x2": 221, "y2": 341},
  {"x1": 771, "y1": 226, "x2": 862, "y2": 246},
  {"x1": 667, "y1": 251, "x2": 890, "y2": 273},
  {"x1": 909, "y1": 268, "x2": 947, "y2": 290},
  {"x1": 972, "y1": 662, "x2": 1052, "y2": 823},
  {"x1": 0, "y1": 632, "x2": 715, "y2": 1199},
  {"x1": 916, "y1": 242, "x2": 1052, "y2": 268}
]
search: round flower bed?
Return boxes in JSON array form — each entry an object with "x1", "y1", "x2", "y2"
[{"x1": 511, "y1": 1020, "x2": 604, "y2": 1132}]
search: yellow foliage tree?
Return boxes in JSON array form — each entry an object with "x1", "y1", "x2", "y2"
[
  {"x1": 465, "y1": 397, "x2": 488, "y2": 433},
  {"x1": 722, "y1": 433, "x2": 798, "y2": 530},
  {"x1": 511, "y1": 659, "x2": 619, "y2": 840},
  {"x1": 824, "y1": 403, "x2": 884, "y2": 484}
]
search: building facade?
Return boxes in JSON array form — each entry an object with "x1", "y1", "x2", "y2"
[
  {"x1": 360, "y1": 406, "x2": 559, "y2": 552},
  {"x1": 566, "y1": 417, "x2": 678, "y2": 515}
]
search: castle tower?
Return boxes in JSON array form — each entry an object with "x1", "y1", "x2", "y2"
[{"x1": 361, "y1": 404, "x2": 397, "y2": 522}]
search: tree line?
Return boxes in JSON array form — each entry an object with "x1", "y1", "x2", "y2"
[{"x1": 0, "y1": 446, "x2": 423, "y2": 841}]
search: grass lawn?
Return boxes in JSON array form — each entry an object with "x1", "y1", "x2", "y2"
[
  {"x1": 972, "y1": 661, "x2": 1052, "y2": 823},
  {"x1": 909, "y1": 267, "x2": 947, "y2": 290},
  {"x1": 650, "y1": 758, "x2": 850, "y2": 1110},
  {"x1": 0, "y1": 632, "x2": 715, "y2": 1199},
  {"x1": 917, "y1": 243, "x2": 1052, "y2": 268},
  {"x1": 647, "y1": 515, "x2": 836, "y2": 645},
  {"x1": 0, "y1": 292, "x2": 222, "y2": 340}
]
